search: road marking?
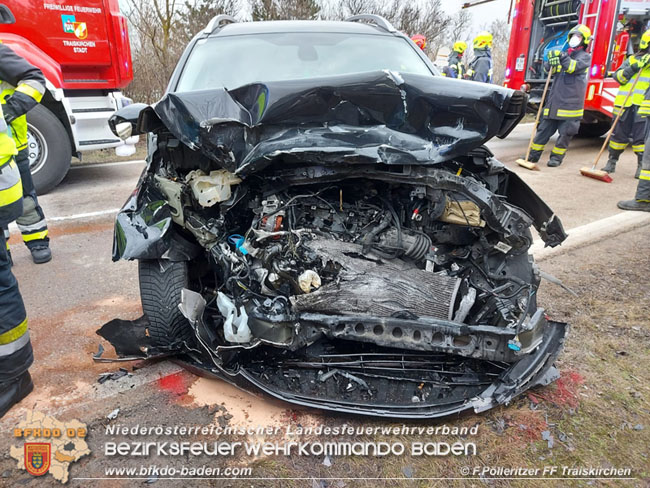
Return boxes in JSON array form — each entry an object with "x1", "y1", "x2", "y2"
[
  {"x1": 69, "y1": 159, "x2": 145, "y2": 170},
  {"x1": 49, "y1": 208, "x2": 121, "y2": 222},
  {"x1": 7, "y1": 208, "x2": 120, "y2": 233}
]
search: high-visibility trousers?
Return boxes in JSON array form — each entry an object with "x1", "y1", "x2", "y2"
[
  {"x1": 635, "y1": 121, "x2": 650, "y2": 202},
  {"x1": 528, "y1": 118, "x2": 581, "y2": 163},
  {"x1": 0, "y1": 229, "x2": 33, "y2": 385},
  {"x1": 608, "y1": 105, "x2": 645, "y2": 160}
]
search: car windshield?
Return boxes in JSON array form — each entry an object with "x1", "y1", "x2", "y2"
[{"x1": 175, "y1": 32, "x2": 434, "y2": 91}]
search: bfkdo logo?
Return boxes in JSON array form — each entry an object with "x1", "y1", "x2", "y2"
[
  {"x1": 10, "y1": 412, "x2": 91, "y2": 484},
  {"x1": 25, "y1": 443, "x2": 50, "y2": 476},
  {"x1": 61, "y1": 14, "x2": 88, "y2": 40}
]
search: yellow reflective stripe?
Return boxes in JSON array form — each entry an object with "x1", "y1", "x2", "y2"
[
  {"x1": 22, "y1": 230, "x2": 48, "y2": 242},
  {"x1": 632, "y1": 144, "x2": 645, "y2": 152},
  {"x1": 566, "y1": 60, "x2": 577, "y2": 73},
  {"x1": 15, "y1": 83, "x2": 43, "y2": 103},
  {"x1": 609, "y1": 141, "x2": 628, "y2": 150},
  {"x1": 0, "y1": 318, "x2": 28, "y2": 345},
  {"x1": 531, "y1": 143, "x2": 545, "y2": 151},
  {"x1": 615, "y1": 71, "x2": 628, "y2": 84},
  {"x1": 639, "y1": 170, "x2": 650, "y2": 181},
  {"x1": 543, "y1": 108, "x2": 549, "y2": 116},
  {"x1": 0, "y1": 178, "x2": 21, "y2": 205},
  {"x1": 551, "y1": 146, "x2": 567, "y2": 155},
  {"x1": 556, "y1": 109, "x2": 584, "y2": 117}
]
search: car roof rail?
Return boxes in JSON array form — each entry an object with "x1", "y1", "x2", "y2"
[
  {"x1": 203, "y1": 14, "x2": 237, "y2": 35},
  {"x1": 345, "y1": 14, "x2": 396, "y2": 33}
]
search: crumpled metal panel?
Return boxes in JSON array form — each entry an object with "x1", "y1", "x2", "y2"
[
  {"x1": 148, "y1": 70, "x2": 522, "y2": 175},
  {"x1": 112, "y1": 180, "x2": 173, "y2": 261}
]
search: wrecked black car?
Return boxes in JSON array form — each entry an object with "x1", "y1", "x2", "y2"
[{"x1": 103, "y1": 16, "x2": 568, "y2": 418}]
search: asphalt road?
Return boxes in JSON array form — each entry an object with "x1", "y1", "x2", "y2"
[{"x1": 0, "y1": 123, "x2": 648, "y2": 485}]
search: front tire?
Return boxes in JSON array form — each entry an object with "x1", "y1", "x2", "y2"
[
  {"x1": 26, "y1": 105, "x2": 72, "y2": 194},
  {"x1": 138, "y1": 259, "x2": 194, "y2": 347}
]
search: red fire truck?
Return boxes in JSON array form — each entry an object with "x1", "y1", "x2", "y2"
[
  {"x1": 502, "y1": 0, "x2": 650, "y2": 137},
  {"x1": 0, "y1": 0, "x2": 134, "y2": 193}
]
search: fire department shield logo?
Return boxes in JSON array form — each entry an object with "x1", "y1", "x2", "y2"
[
  {"x1": 73, "y1": 22, "x2": 88, "y2": 40},
  {"x1": 24, "y1": 443, "x2": 50, "y2": 476}
]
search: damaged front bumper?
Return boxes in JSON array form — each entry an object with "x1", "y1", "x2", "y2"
[
  {"x1": 234, "y1": 320, "x2": 567, "y2": 418},
  {"x1": 97, "y1": 314, "x2": 567, "y2": 419}
]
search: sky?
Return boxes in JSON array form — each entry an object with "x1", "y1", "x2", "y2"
[{"x1": 439, "y1": 0, "x2": 512, "y2": 30}]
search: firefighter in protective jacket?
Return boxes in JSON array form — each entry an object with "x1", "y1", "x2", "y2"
[
  {"x1": 443, "y1": 41, "x2": 467, "y2": 79},
  {"x1": 0, "y1": 42, "x2": 51, "y2": 264},
  {"x1": 526, "y1": 24, "x2": 592, "y2": 167},
  {"x1": 601, "y1": 30, "x2": 650, "y2": 177},
  {"x1": 618, "y1": 65, "x2": 650, "y2": 212},
  {"x1": 467, "y1": 32, "x2": 493, "y2": 83},
  {"x1": 0, "y1": 103, "x2": 34, "y2": 419}
]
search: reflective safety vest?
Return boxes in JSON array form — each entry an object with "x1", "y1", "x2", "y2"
[
  {"x1": 0, "y1": 80, "x2": 41, "y2": 152},
  {"x1": 639, "y1": 90, "x2": 650, "y2": 117},
  {"x1": 0, "y1": 103, "x2": 22, "y2": 227},
  {"x1": 613, "y1": 56, "x2": 650, "y2": 116}
]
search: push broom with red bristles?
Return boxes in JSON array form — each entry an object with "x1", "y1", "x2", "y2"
[
  {"x1": 580, "y1": 74, "x2": 641, "y2": 182},
  {"x1": 516, "y1": 69, "x2": 553, "y2": 171}
]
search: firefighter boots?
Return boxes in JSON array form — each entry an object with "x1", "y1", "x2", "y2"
[
  {"x1": 617, "y1": 200, "x2": 650, "y2": 212},
  {"x1": 30, "y1": 245, "x2": 51, "y2": 264},
  {"x1": 602, "y1": 157, "x2": 618, "y2": 173},
  {"x1": 0, "y1": 371, "x2": 33, "y2": 419}
]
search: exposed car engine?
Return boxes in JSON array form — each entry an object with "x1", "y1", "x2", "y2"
[{"x1": 105, "y1": 72, "x2": 568, "y2": 418}]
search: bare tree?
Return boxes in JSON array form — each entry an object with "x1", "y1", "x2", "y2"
[
  {"x1": 252, "y1": 0, "x2": 321, "y2": 20},
  {"x1": 178, "y1": 0, "x2": 238, "y2": 42},
  {"x1": 446, "y1": 9, "x2": 473, "y2": 46},
  {"x1": 123, "y1": 0, "x2": 238, "y2": 103},
  {"x1": 488, "y1": 18, "x2": 509, "y2": 85},
  {"x1": 322, "y1": 0, "x2": 451, "y2": 58}
]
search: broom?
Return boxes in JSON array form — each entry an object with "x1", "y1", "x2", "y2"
[
  {"x1": 579, "y1": 73, "x2": 641, "y2": 183},
  {"x1": 516, "y1": 67, "x2": 554, "y2": 171}
]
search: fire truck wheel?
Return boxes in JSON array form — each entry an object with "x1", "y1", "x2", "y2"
[
  {"x1": 577, "y1": 121, "x2": 611, "y2": 138},
  {"x1": 26, "y1": 105, "x2": 72, "y2": 195}
]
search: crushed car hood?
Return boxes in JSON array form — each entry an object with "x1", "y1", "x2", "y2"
[{"x1": 140, "y1": 70, "x2": 526, "y2": 175}]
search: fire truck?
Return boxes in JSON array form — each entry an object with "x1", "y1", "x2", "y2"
[
  {"x1": 502, "y1": 0, "x2": 650, "y2": 137},
  {"x1": 0, "y1": 0, "x2": 135, "y2": 193}
]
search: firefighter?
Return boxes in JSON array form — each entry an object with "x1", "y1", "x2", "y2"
[
  {"x1": 526, "y1": 24, "x2": 592, "y2": 167},
  {"x1": 0, "y1": 42, "x2": 51, "y2": 264},
  {"x1": 617, "y1": 80, "x2": 650, "y2": 212},
  {"x1": 411, "y1": 34, "x2": 427, "y2": 51},
  {"x1": 443, "y1": 41, "x2": 467, "y2": 79},
  {"x1": 601, "y1": 30, "x2": 650, "y2": 177},
  {"x1": 0, "y1": 104, "x2": 34, "y2": 418},
  {"x1": 466, "y1": 31, "x2": 493, "y2": 83}
]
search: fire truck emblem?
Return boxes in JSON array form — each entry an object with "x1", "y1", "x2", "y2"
[
  {"x1": 24, "y1": 443, "x2": 50, "y2": 476},
  {"x1": 73, "y1": 22, "x2": 88, "y2": 40},
  {"x1": 61, "y1": 15, "x2": 88, "y2": 40}
]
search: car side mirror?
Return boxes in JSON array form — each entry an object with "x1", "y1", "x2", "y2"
[{"x1": 109, "y1": 103, "x2": 148, "y2": 140}]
